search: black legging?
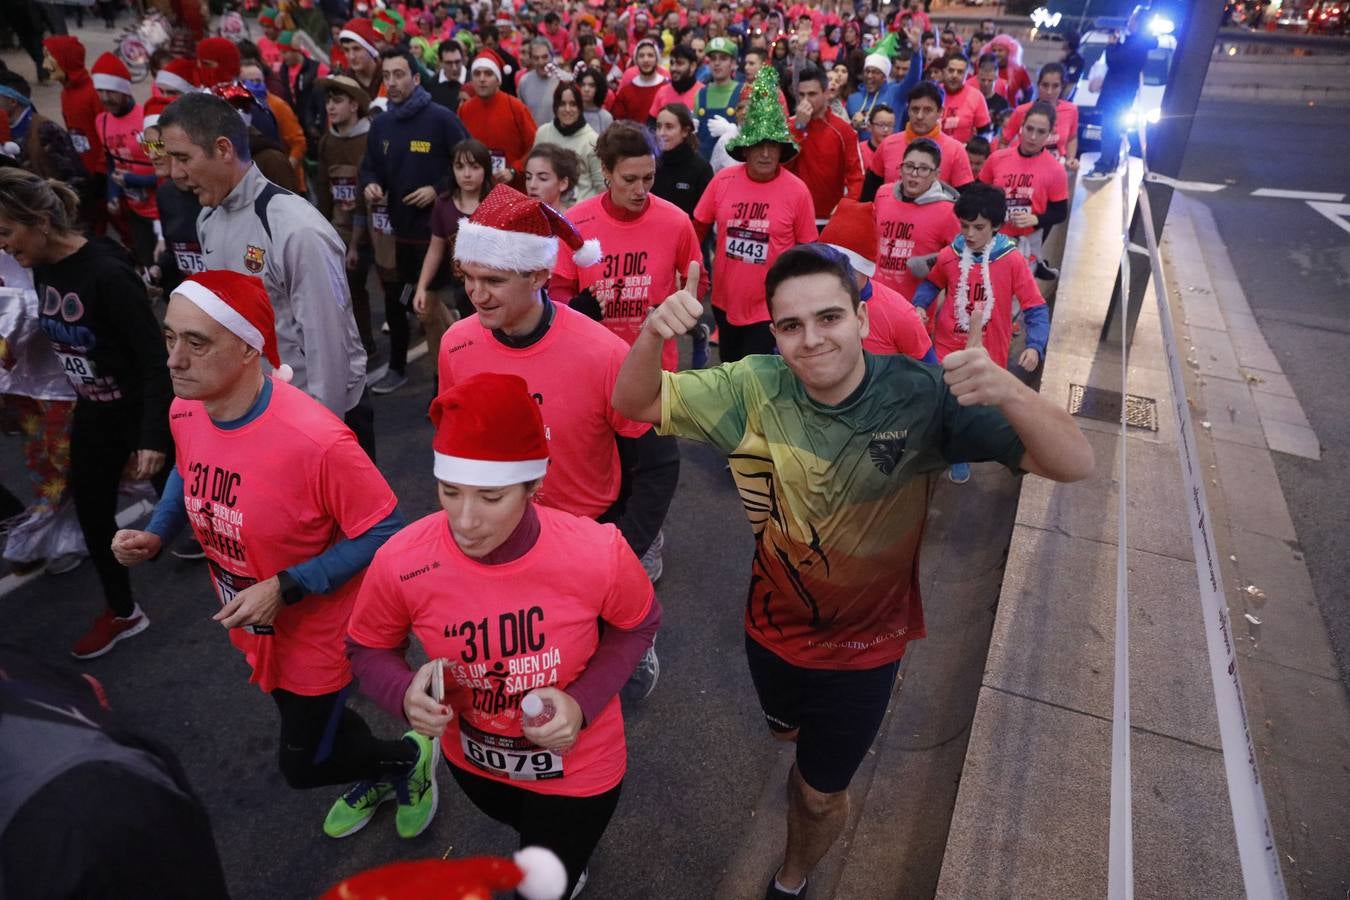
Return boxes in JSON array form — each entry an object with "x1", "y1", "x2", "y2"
[
  {"x1": 271, "y1": 685, "x2": 418, "y2": 790},
  {"x1": 448, "y1": 762, "x2": 622, "y2": 900},
  {"x1": 713, "y1": 306, "x2": 776, "y2": 364},
  {"x1": 69, "y1": 401, "x2": 168, "y2": 618}
]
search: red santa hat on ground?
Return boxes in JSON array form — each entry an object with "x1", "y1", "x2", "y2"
[
  {"x1": 429, "y1": 373, "x2": 549, "y2": 486},
  {"x1": 338, "y1": 18, "x2": 381, "y2": 60},
  {"x1": 142, "y1": 95, "x2": 172, "y2": 129},
  {"x1": 196, "y1": 37, "x2": 242, "y2": 86},
  {"x1": 818, "y1": 198, "x2": 878, "y2": 277},
  {"x1": 172, "y1": 272, "x2": 293, "y2": 383},
  {"x1": 321, "y1": 848, "x2": 567, "y2": 900},
  {"x1": 470, "y1": 48, "x2": 505, "y2": 83},
  {"x1": 454, "y1": 184, "x2": 601, "y2": 274},
  {"x1": 91, "y1": 53, "x2": 133, "y2": 96},
  {"x1": 155, "y1": 57, "x2": 200, "y2": 96}
]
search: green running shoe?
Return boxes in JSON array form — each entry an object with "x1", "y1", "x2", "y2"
[
  {"x1": 323, "y1": 779, "x2": 394, "y2": 838},
  {"x1": 394, "y1": 731, "x2": 439, "y2": 839}
]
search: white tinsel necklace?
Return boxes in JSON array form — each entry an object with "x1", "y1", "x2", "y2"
[{"x1": 953, "y1": 239, "x2": 997, "y2": 337}]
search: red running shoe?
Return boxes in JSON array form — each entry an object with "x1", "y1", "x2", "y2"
[{"x1": 71, "y1": 606, "x2": 150, "y2": 660}]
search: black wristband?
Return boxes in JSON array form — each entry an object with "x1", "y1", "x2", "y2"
[{"x1": 276, "y1": 570, "x2": 306, "y2": 605}]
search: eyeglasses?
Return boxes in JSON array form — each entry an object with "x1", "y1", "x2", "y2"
[
  {"x1": 140, "y1": 137, "x2": 166, "y2": 158},
  {"x1": 900, "y1": 162, "x2": 935, "y2": 175}
]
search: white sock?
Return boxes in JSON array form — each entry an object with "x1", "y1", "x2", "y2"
[{"x1": 773, "y1": 873, "x2": 806, "y2": 896}]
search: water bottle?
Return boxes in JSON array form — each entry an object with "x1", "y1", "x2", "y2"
[{"x1": 521, "y1": 692, "x2": 555, "y2": 728}]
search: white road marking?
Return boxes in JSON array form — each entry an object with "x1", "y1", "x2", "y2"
[
  {"x1": 0, "y1": 498, "x2": 156, "y2": 598},
  {"x1": 1307, "y1": 201, "x2": 1350, "y2": 237},
  {"x1": 1251, "y1": 188, "x2": 1346, "y2": 202},
  {"x1": 1143, "y1": 172, "x2": 1227, "y2": 192}
]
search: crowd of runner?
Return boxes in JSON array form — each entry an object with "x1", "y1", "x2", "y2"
[{"x1": 0, "y1": 1, "x2": 1110, "y2": 896}]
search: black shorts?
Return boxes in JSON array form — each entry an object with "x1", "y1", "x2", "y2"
[{"x1": 744, "y1": 633, "x2": 900, "y2": 794}]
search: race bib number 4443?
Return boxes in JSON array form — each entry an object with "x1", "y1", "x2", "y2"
[
  {"x1": 724, "y1": 226, "x2": 769, "y2": 264},
  {"x1": 459, "y1": 719, "x2": 563, "y2": 782}
]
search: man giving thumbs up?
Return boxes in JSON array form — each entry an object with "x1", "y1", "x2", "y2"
[{"x1": 613, "y1": 243, "x2": 1092, "y2": 900}]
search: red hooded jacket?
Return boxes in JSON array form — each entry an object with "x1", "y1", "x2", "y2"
[{"x1": 43, "y1": 36, "x2": 107, "y2": 175}]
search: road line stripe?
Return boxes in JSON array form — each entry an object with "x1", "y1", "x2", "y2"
[
  {"x1": 1251, "y1": 188, "x2": 1346, "y2": 202},
  {"x1": 1307, "y1": 201, "x2": 1350, "y2": 237},
  {"x1": 0, "y1": 498, "x2": 157, "y2": 599}
]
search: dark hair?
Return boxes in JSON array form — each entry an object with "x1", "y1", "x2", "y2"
[
  {"x1": 526, "y1": 143, "x2": 580, "y2": 194},
  {"x1": 481, "y1": 24, "x2": 500, "y2": 42},
  {"x1": 1037, "y1": 61, "x2": 1066, "y2": 83},
  {"x1": 450, "y1": 138, "x2": 493, "y2": 201},
  {"x1": 0, "y1": 168, "x2": 82, "y2": 234},
  {"x1": 576, "y1": 66, "x2": 608, "y2": 107},
  {"x1": 942, "y1": 52, "x2": 971, "y2": 70},
  {"x1": 0, "y1": 71, "x2": 30, "y2": 98},
  {"x1": 440, "y1": 40, "x2": 464, "y2": 60},
  {"x1": 765, "y1": 245, "x2": 861, "y2": 316},
  {"x1": 955, "y1": 182, "x2": 1006, "y2": 227},
  {"x1": 552, "y1": 81, "x2": 584, "y2": 118},
  {"x1": 965, "y1": 135, "x2": 992, "y2": 159},
  {"x1": 236, "y1": 39, "x2": 261, "y2": 61},
  {"x1": 380, "y1": 46, "x2": 420, "y2": 76},
  {"x1": 159, "y1": 92, "x2": 250, "y2": 161},
  {"x1": 1026, "y1": 98, "x2": 1057, "y2": 128},
  {"x1": 868, "y1": 103, "x2": 895, "y2": 123},
  {"x1": 657, "y1": 102, "x2": 698, "y2": 150},
  {"x1": 907, "y1": 81, "x2": 944, "y2": 108},
  {"x1": 149, "y1": 47, "x2": 174, "y2": 75},
  {"x1": 595, "y1": 120, "x2": 658, "y2": 170},
  {"x1": 978, "y1": 53, "x2": 999, "y2": 71},
  {"x1": 796, "y1": 64, "x2": 828, "y2": 92},
  {"x1": 904, "y1": 137, "x2": 942, "y2": 167},
  {"x1": 670, "y1": 43, "x2": 698, "y2": 65},
  {"x1": 744, "y1": 47, "x2": 767, "y2": 65}
]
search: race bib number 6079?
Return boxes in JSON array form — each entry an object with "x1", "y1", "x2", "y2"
[{"x1": 459, "y1": 720, "x2": 563, "y2": 782}]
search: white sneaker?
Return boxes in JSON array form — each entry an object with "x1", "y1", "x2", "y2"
[
  {"x1": 623, "y1": 643, "x2": 659, "y2": 701},
  {"x1": 639, "y1": 530, "x2": 665, "y2": 583}
]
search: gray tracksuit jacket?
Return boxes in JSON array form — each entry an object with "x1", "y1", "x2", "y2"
[{"x1": 197, "y1": 164, "x2": 365, "y2": 416}]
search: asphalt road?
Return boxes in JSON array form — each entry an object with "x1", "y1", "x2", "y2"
[{"x1": 1177, "y1": 98, "x2": 1350, "y2": 688}]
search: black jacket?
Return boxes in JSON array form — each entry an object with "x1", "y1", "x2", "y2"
[{"x1": 653, "y1": 141, "x2": 714, "y2": 219}]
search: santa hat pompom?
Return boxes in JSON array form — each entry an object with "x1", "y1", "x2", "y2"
[
  {"x1": 513, "y1": 847, "x2": 567, "y2": 900},
  {"x1": 573, "y1": 238, "x2": 601, "y2": 268},
  {"x1": 275, "y1": 363, "x2": 294, "y2": 383}
]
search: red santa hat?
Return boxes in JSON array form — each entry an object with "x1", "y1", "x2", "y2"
[
  {"x1": 454, "y1": 184, "x2": 601, "y2": 274},
  {"x1": 42, "y1": 35, "x2": 86, "y2": 76},
  {"x1": 196, "y1": 37, "x2": 242, "y2": 86},
  {"x1": 172, "y1": 272, "x2": 293, "y2": 383},
  {"x1": 338, "y1": 18, "x2": 381, "y2": 60},
  {"x1": 91, "y1": 53, "x2": 133, "y2": 97},
  {"x1": 322, "y1": 848, "x2": 567, "y2": 900},
  {"x1": 430, "y1": 373, "x2": 549, "y2": 486},
  {"x1": 142, "y1": 95, "x2": 172, "y2": 129},
  {"x1": 155, "y1": 57, "x2": 200, "y2": 96},
  {"x1": 470, "y1": 48, "x2": 505, "y2": 82},
  {"x1": 818, "y1": 198, "x2": 878, "y2": 277}
]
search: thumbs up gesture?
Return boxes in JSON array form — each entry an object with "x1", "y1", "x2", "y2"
[
  {"x1": 941, "y1": 306, "x2": 1017, "y2": 407},
  {"x1": 645, "y1": 261, "x2": 704, "y2": 340}
]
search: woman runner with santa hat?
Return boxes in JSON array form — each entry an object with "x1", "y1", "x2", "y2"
[{"x1": 347, "y1": 371, "x2": 661, "y2": 899}]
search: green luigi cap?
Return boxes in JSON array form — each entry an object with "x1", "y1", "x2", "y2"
[
  {"x1": 706, "y1": 36, "x2": 738, "y2": 57},
  {"x1": 727, "y1": 65, "x2": 798, "y2": 163}
]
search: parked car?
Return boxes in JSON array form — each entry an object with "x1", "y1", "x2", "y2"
[{"x1": 1073, "y1": 18, "x2": 1177, "y2": 152}]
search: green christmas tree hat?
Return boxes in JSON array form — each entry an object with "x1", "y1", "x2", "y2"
[{"x1": 727, "y1": 65, "x2": 799, "y2": 163}]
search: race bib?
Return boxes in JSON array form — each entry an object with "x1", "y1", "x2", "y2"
[
  {"x1": 1007, "y1": 204, "x2": 1032, "y2": 220},
  {"x1": 172, "y1": 242, "x2": 206, "y2": 273},
  {"x1": 330, "y1": 176, "x2": 357, "y2": 205},
  {"x1": 209, "y1": 561, "x2": 274, "y2": 636},
  {"x1": 458, "y1": 719, "x2": 564, "y2": 782},
  {"x1": 490, "y1": 151, "x2": 507, "y2": 174},
  {"x1": 71, "y1": 131, "x2": 91, "y2": 154},
  {"x1": 370, "y1": 204, "x2": 392, "y2": 234},
  {"x1": 724, "y1": 226, "x2": 769, "y2": 265},
  {"x1": 56, "y1": 349, "x2": 97, "y2": 385},
  {"x1": 943, "y1": 115, "x2": 962, "y2": 132}
]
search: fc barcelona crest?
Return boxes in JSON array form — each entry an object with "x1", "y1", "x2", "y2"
[{"x1": 244, "y1": 244, "x2": 266, "y2": 274}]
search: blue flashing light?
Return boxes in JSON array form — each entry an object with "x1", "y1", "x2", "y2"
[{"x1": 1148, "y1": 15, "x2": 1175, "y2": 35}]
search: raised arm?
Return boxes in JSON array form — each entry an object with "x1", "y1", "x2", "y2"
[{"x1": 612, "y1": 261, "x2": 702, "y2": 425}]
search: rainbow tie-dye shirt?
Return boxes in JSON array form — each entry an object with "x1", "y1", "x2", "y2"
[{"x1": 660, "y1": 353, "x2": 1024, "y2": 670}]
